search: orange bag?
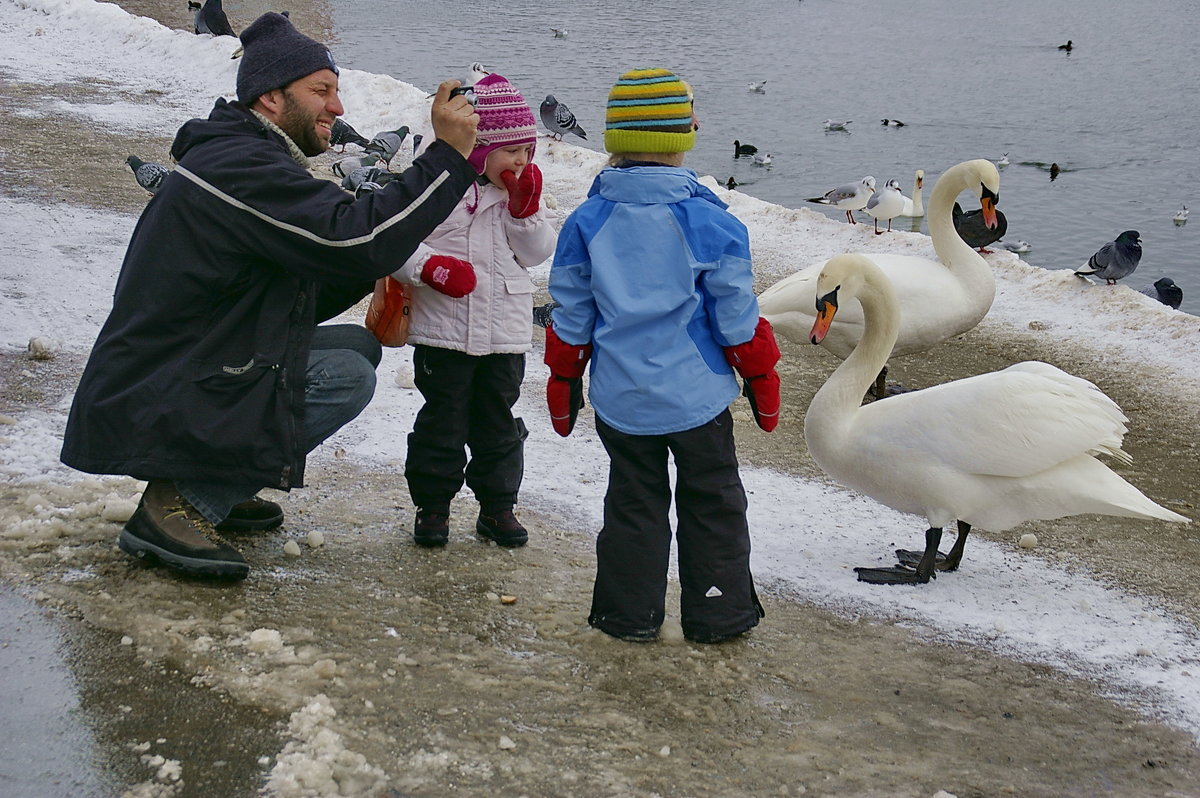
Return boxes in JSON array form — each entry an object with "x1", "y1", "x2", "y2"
[{"x1": 364, "y1": 276, "x2": 413, "y2": 347}]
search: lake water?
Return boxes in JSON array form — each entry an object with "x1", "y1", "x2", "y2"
[{"x1": 327, "y1": 0, "x2": 1200, "y2": 312}]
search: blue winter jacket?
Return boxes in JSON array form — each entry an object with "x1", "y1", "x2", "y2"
[{"x1": 548, "y1": 166, "x2": 760, "y2": 435}]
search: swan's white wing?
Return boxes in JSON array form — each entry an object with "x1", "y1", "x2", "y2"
[{"x1": 855, "y1": 362, "x2": 1130, "y2": 478}]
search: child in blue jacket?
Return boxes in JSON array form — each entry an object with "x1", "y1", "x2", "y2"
[{"x1": 545, "y1": 68, "x2": 781, "y2": 644}]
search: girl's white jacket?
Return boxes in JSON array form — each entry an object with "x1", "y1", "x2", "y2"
[{"x1": 394, "y1": 180, "x2": 556, "y2": 355}]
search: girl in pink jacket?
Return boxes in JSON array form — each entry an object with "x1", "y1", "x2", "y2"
[{"x1": 394, "y1": 72, "x2": 556, "y2": 548}]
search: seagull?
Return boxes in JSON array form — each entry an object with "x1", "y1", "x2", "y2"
[
  {"x1": 733, "y1": 139, "x2": 758, "y2": 157},
  {"x1": 1058, "y1": 39, "x2": 1073, "y2": 51},
  {"x1": 952, "y1": 202, "x2": 1008, "y2": 251},
  {"x1": 880, "y1": 118, "x2": 906, "y2": 127},
  {"x1": 191, "y1": 0, "x2": 235, "y2": 37},
  {"x1": 1074, "y1": 230, "x2": 1143, "y2": 284},
  {"x1": 467, "y1": 62, "x2": 490, "y2": 86},
  {"x1": 996, "y1": 239, "x2": 1032, "y2": 254},
  {"x1": 126, "y1": 155, "x2": 170, "y2": 195},
  {"x1": 806, "y1": 176, "x2": 876, "y2": 224},
  {"x1": 1173, "y1": 205, "x2": 1188, "y2": 226},
  {"x1": 997, "y1": 152, "x2": 1010, "y2": 167},
  {"x1": 540, "y1": 95, "x2": 587, "y2": 141},
  {"x1": 1140, "y1": 277, "x2": 1183, "y2": 310},
  {"x1": 551, "y1": 27, "x2": 567, "y2": 39},
  {"x1": 748, "y1": 80, "x2": 768, "y2": 93},
  {"x1": 752, "y1": 152, "x2": 772, "y2": 167},
  {"x1": 363, "y1": 126, "x2": 410, "y2": 164},
  {"x1": 330, "y1": 118, "x2": 369, "y2": 152},
  {"x1": 865, "y1": 179, "x2": 906, "y2": 234},
  {"x1": 823, "y1": 119, "x2": 852, "y2": 132}
]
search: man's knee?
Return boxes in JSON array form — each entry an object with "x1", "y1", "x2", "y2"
[{"x1": 311, "y1": 323, "x2": 383, "y2": 369}]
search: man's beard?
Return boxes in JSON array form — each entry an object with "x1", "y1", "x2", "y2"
[{"x1": 278, "y1": 90, "x2": 327, "y2": 157}]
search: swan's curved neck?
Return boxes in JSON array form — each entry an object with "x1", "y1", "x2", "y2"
[
  {"x1": 928, "y1": 165, "x2": 981, "y2": 269},
  {"x1": 812, "y1": 277, "x2": 899, "y2": 417}
]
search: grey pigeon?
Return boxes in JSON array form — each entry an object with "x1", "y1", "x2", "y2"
[
  {"x1": 332, "y1": 155, "x2": 382, "y2": 179},
  {"x1": 1074, "y1": 230, "x2": 1142, "y2": 284},
  {"x1": 191, "y1": 0, "x2": 236, "y2": 37},
  {"x1": 1140, "y1": 277, "x2": 1183, "y2": 310},
  {"x1": 126, "y1": 155, "x2": 170, "y2": 195},
  {"x1": 952, "y1": 201, "x2": 1007, "y2": 251},
  {"x1": 411, "y1": 133, "x2": 424, "y2": 155},
  {"x1": 532, "y1": 300, "x2": 561, "y2": 329},
  {"x1": 330, "y1": 118, "x2": 369, "y2": 152},
  {"x1": 540, "y1": 95, "x2": 587, "y2": 141},
  {"x1": 363, "y1": 126, "x2": 410, "y2": 164},
  {"x1": 342, "y1": 165, "x2": 396, "y2": 194}
]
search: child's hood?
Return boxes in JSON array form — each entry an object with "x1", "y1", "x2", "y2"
[{"x1": 587, "y1": 166, "x2": 728, "y2": 209}]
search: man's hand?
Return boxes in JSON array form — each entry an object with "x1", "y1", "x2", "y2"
[{"x1": 431, "y1": 80, "x2": 480, "y2": 159}]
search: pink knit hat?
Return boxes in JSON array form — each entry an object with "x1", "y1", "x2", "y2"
[{"x1": 468, "y1": 73, "x2": 538, "y2": 173}]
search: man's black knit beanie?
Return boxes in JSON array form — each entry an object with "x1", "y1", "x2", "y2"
[{"x1": 236, "y1": 12, "x2": 339, "y2": 104}]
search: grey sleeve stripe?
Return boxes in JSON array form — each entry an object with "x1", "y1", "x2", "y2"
[{"x1": 174, "y1": 165, "x2": 451, "y2": 247}]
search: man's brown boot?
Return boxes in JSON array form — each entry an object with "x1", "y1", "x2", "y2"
[{"x1": 119, "y1": 481, "x2": 250, "y2": 580}]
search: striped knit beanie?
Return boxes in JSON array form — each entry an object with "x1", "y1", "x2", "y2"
[
  {"x1": 467, "y1": 73, "x2": 538, "y2": 173},
  {"x1": 604, "y1": 68, "x2": 695, "y2": 154}
]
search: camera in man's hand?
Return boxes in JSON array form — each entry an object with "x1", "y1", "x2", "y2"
[{"x1": 449, "y1": 86, "x2": 477, "y2": 105}]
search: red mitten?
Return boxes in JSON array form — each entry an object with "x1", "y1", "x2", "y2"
[
  {"x1": 500, "y1": 163, "x2": 542, "y2": 219},
  {"x1": 544, "y1": 323, "x2": 592, "y2": 436},
  {"x1": 723, "y1": 317, "x2": 782, "y2": 432},
  {"x1": 421, "y1": 254, "x2": 476, "y2": 297}
]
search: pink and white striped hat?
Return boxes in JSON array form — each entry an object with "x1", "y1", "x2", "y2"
[{"x1": 467, "y1": 72, "x2": 538, "y2": 173}]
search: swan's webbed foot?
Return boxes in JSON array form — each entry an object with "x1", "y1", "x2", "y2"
[
  {"x1": 856, "y1": 527, "x2": 946, "y2": 586},
  {"x1": 854, "y1": 564, "x2": 933, "y2": 585},
  {"x1": 896, "y1": 521, "x2": 971, "y2": 572}
]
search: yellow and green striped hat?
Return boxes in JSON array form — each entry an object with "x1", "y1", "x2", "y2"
[{"x1": 605, "y1": 68, "x2": 695, "y2": 154}]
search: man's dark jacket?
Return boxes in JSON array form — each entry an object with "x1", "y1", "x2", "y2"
[{"x1": 61, "y1": 99, "x2": 476, "y2": 489}]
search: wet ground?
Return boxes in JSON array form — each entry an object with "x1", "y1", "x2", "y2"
[{"x1": 3, "y1": 2, "x2": 1200, "y2": 796}]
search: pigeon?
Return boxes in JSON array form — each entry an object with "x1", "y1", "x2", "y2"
[
  {"x1": 733, "y1": 139, "x2": 758, "y2": 157},
  {"x1": 806, "y1": 176, "x2": 876, "y2": 224},
  {"x1": 1058, "y1": 39, "x2": 1073, "y2": 51},
  {"x1": 363, "y1": 126, "x2": 410, "y2": 164},
  {"x1": 1140, "y1": 277, "x2": 1183, "y2": 310},
  {"x1": 411, "y1": 133, "x2": 424, "y2": 155},
  {"x1": 1074, "y1": 230, "x2": 1143, "y2": 284},
  {"x1": 332, "y1": 154, "x2": 384, "y2": 178},
  {"x1": 126, "y1": 155, "x2": 170, "y2": 195},
  {"x1": 752, "y1": 152, "x2": 772, "y2": 167},
  {"x1": 1173, "y1": 205, "x2": 1188, "y2": 226},
  {"x1": 330, "y1": 118, "x2": 369, "y2": 152},
  {"x1": 540, "y1": 95, "x2": 587, "y2": 141},
  {"x1": 342, "y1": 165, "x2": 396, "y2": 194},
  {"x1": 532, "y1": 300, "x2": 561, "y2": 328},
  {"x1": 952, "y1": 201, "x2": 1007, "y2": 251},
  {"x1": 865, "y1": 179, "x2": 907, "y2": 234},
  {"x1": 191, "y1": 0, "x2": 236, "y2": 37},
  {"x1": 823, "y1": 119, "x2": 851, "y2": 132},
  {"x1": 748, "y1": 80, "x2": 767, "y2": 93}
]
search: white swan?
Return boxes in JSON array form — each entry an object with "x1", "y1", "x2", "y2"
[
  {"x1": 898, "y1": 169, "x2": 924, "y2": 217},
  {"x1": 804, "y1": 254, "x2": 1190, "y2": 585},
  {"x1": 761, "y1": 159, "x2": 1001, "y2": 369}
]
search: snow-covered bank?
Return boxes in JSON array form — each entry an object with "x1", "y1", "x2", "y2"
[{"x1": 3, "y1": 0, "x2": 1200, "y2": 793}]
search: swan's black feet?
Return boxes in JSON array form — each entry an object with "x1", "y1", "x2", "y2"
[
  {"x1": 854, "y1": 564, "x2": 934, "y2": 585},
  {"x1": 895, "y1": 548, "x2": 960, "y2": 571},
  {"x1": 866, "y1": 381, "x2": 912, "y2": 401}
]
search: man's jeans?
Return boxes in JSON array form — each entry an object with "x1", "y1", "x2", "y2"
[{"x1": 178, "y1": 324, "x2": 381, "y2": 524}]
